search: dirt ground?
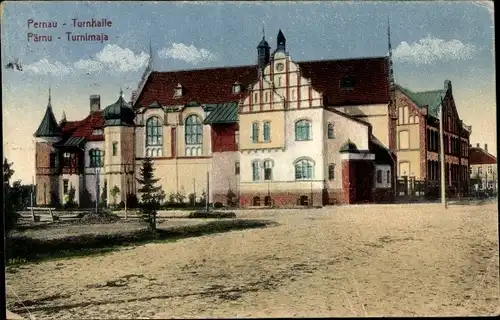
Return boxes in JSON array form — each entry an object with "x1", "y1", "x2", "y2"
[{"x1": 6, "y1": 203, "x2": 499, "y2": 318}]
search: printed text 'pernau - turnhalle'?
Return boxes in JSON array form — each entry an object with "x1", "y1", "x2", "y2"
[{"x1": 27, "y1": 18, "x2": 113, "y2": 43}]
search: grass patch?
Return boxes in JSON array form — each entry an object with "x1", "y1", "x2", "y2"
[{"x1": 6, "y1": 219, "x2": 274, "y2": 265}]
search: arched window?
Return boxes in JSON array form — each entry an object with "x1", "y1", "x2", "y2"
[
  {"x1": 265, "y1": 92, "x2": 269, "y2": 102},
  {"x1": 263, "y1": 121, "x2": 271, "y2": 142},
  {"x1": 252, "y1": 122, "x2": 259, "y2": 143},
  {"x1": 386, "y1": 170, "x2": 391, "y2": 184},
  {"x1": 295, "y1": 158, "x2": 314, "y2": 180},
  {"x1": 112, "y1": 142, "x2": 118, "y2": 156},
  {"x1": 185, "y1": 115, "x2": 202, "y2": 145},
  {"x1": 295, "y1": 119, "x2": 312, "y2": 141},
  {"x1": 146, "y1": 116, "x2": 162, "y2": 146},
  {"x1": 327, "y1": 123, "x2": 335, "y2": 139},
  {"x1": 89, "y1": 149, "x2": 104, "y2": 167},
  {"x1": 252, "y1": 161, "x2": 260, "y2": 181},
  {"x1": 376, "y1": 170, "x2": 382, "y2": 183}
]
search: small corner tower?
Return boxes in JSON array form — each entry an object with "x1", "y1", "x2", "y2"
[
  {"x1": 103, "y1": 89, "x2": 136, "y2": 206},
  {"x1": 257, "y1": 26, "x2": 271, "y2": 73},
  {"x1": 34, "y1": 87, "x2": 62, "y2": 206}
]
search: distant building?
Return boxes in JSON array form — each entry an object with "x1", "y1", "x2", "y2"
[
  {"x1": 394, "y1": 82, "x2": 471, "y2": 197},
  {"x1": 469, "y1": 143, "x2": 497, "y2": 192},
  {"x1": 34, "y1": 29, "x2": 399, "y2": 208}
]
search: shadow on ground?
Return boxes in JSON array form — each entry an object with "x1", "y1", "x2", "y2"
[{"x1": 6, "y1": 219, "x2": 275, "y2": 265}]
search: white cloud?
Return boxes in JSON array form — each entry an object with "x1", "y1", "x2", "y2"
[
  {"x1": 158, "y1": 43, "x2": 216, "y2": 65},
  {"x1": 24, "y1": 45, "x2": 149, "y2": 75},
  {"x1": 75, "y1": 44, "x2": 149, "y2": 73},
  {"x1": 393, "y1": 36, "x2": 477, "y2": 65},
  {"x1": 24, "y1": 58, "x2": 72, "y2": 76}
]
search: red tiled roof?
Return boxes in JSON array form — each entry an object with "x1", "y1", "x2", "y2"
[
  {"x1": 60, "y1": 111, "x2": 104, "y2": 141},
  {"x1": 135, "y1": 57, "x2": 389, "y2": 108},
  {"x1": 469, "y1": 148, "x2": 497, "y2": 165}
]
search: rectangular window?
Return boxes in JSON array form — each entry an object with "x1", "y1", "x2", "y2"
[
  {"x1": 488, "y1": 166, "x2": 493, "y2": 174},
  {"x1": 63, "y1": 180, "x2": 69, "y2": 194},
  {"x1": 235, "y1": 130, "x2": 239, "y2": 147},
  {"x1": 263, "y1": 122, "x2": 271, "y2": 142},
  {"x1": 376, "y1": 170, "x2": 382, "y2": 183},
  {"x1": 235, "y1": 161, "x2": 240, "y2": 175},
  {"x1": 112, "y1": 142, "x2": 118, "y2": 156},
  {"x1": 252, "y1": 161, "x2": 260, "y2": 181},
  {"x1": 252, "y1": 123, "x2": 259, "y2": 143},
  {"x1": 328, "y1": 164, "x2": 335, "y2": 180},
  {"x1": 49, "y1": 153, "x2": 57, "y2": 168},
  {"x1": 264, "y1": 160, "x2": 273, "y2": 181},
  {"x1": 63, "y1": 152, "x2": 71, "y2": 167}
]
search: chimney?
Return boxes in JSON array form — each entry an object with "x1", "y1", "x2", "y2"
[
  {"x1": 90, "y1": 95, "x2": 101, "y2": 113},
  {"x1": 485, "y1": 144, "x2": 488, "y2": 152},
  {"x1": 476, "y1": 143, "x2": 480, "y2": 148}
]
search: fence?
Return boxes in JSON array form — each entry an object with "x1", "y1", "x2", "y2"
[{"x1": 396, "y1": 177, "x2": 472, "y2": 200}]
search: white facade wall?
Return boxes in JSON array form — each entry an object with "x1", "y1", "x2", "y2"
[
  {"x1": 83, "y1": 141, "x2": 106, "y2": 202},
  {"x1": 240, "y1": 108, "x2": 324, "y2": 186}
]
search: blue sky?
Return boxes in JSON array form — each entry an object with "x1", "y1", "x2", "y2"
[{"x1": 2, "y1": 1, "x2": 495, "y2": 183}]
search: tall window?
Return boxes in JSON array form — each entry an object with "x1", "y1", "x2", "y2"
[
  {"x1": 63, "y1": 180, "x2": 69, "y2": 194},
  {"x1": 252, "y1": 122, "x2": 259, "y2": 143},
  {"x1": 89, "y1": 149, "x2": 104, "y2": 167},
  {"x1": 112, "y1": 142, "x2": 118, "y2": 156},
  {"x1": 263, "y1": 121, "x2": 271, "y2": 142},
  {"x1": 295, "y1": 120, "x2": 311, "y2": 141},
  {"x1": 63, "y1": 152, "x2": 71, "y2": 166},
  {"x1": 376, "y1": 170, "x2": 382, "y2": 183},
  {"x1": 252, "y1": 161, "x2": 260, "y2": 181},
  {"x1": 327, "y1": 123, "x2": 335, "y2": 139},
  {"x1": 235, "y1": 161, "x2": 240, "y2": 175},
  {"x1": 146, "y1": 116, "x2": 163, "y2": 146},
  {"x1": 328, "y1": 164, "x2": 335, "y2": 180},
  {"x1": 185, "y1": 115, "x2": 203, "y2": 145},
  {"x1": 235, "y1": 130, "x2": 240, "y2": 147},
  {"x1": 264, "y1": 160, "x2": 273, "y2": 181},
  {"x1": 295, "y1": 158, "x2": 314, "y2": 180},
  {"x1": 386, "y1": 170, "x2": 391, "y2": 184},
  {"x1": 49, "y1": 152, "x2": 57, "y2": 168}
]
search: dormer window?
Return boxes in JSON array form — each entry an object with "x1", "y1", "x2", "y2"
[
  {"x1": 92, "y1": 129, "x2": 104, "y2": 136},
  {"x1": 341, "y1": 75, "x2": 355, "y2": 89},
  {"x1": 232, "y1": 83, "x2": 241, "y2": 94},
  {"x1": 174, "y1": 83, "x2": 183, "y2": 98}
]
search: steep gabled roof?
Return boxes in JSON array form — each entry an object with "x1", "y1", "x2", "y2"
[
  {"x1": 135, "y1": 57, "x2": 390, "y2": 108},
  {"x1": 203, "y1": 103, "x2": 239, "y2": 124},
  {"x1": 396, "y1": 84, "x2": 446, "y2": 118},
  {"x1": 60, "y1": 111, "x2": 105, "y2": 142},
  {"x1": 34, "y1": 105, "x2": 61, "y2": 137},
  {"x1": 469, "y1": 147, "x2": 497, "y2": 165}
]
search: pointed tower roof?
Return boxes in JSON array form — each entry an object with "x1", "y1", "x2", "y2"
[
  {"x1": 276, "y1": 29, "x2": 286, "y2": 52},
  {"x1": 59, "y1": 110, "x2": 67, "y2": 125},
  {"x1": 34, "y1": 87, "x2": 61, "y2": 137},
  {"x1": 258, "y1": 25, "x2": 270, "y2": 48}
]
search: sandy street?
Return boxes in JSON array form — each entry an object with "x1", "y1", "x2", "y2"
[{"x1": 6, "y1": 203, "x2": 499, "y2": 318}]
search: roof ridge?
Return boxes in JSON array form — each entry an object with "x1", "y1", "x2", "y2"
[{"x1": 150, "y1": 56, "x2": 387, "y2": 74}]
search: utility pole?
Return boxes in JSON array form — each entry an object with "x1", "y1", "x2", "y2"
[
  {"x1": 31, "y1": 176, "x2": 35, "y2": 221},
  {"x1": 95, "y1": 167, "x2": 100, "y2": 214},
  {"x1": 206, "y1": 171, "x2": 209, "y2": 212},
  {"x1": 439, "y1": 103, "x2": 447, "y2": 209}
]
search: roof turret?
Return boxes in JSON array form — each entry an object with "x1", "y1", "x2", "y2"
[{"x1": 103, "y1": 89, "x2": 135, "y2": 127}]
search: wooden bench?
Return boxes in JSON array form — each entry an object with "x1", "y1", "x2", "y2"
[{"x1": 26, "y1": 207, "x2": 56, "y2": 222}]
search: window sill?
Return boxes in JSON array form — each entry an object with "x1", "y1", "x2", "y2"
[{"x1": 295, "y1": 139, "x2": 312, "y2": 142}]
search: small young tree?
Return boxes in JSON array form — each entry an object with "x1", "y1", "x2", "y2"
[
  {"x1": 110, "y1": 186, "x2": 121, "y2": 207},
  {"x1": 3, "y1": 159, "x2": 18, "y2": 235},
  {"x1": 137, "y1": 157, "x2": 165, "y2": 233},
  {"x1": 100, "y1": 179, "x2": 108, "y2": 207}
]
